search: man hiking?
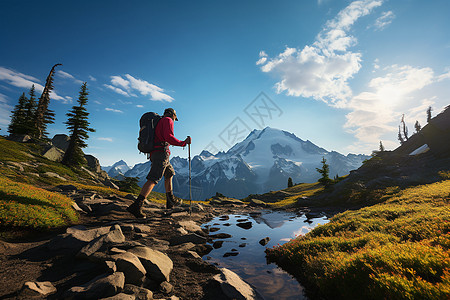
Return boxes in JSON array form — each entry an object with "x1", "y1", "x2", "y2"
[{"x1": 127, "y1": 108, "x2": 191, "y2": 218}]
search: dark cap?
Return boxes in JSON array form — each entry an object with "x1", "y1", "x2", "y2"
[{"x1": 164, "y1": 108, "x2": 178, "y2": 121}]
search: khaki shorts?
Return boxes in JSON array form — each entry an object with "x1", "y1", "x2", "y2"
[{"x1": 146, "y1": 151, "x2": 175, "y2": 184}]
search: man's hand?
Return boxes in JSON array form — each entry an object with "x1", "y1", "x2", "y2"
[{"x1": 185, "y1": 136, "x2": 192, "y2": 145}]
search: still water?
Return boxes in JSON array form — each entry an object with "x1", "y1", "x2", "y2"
[{"x1": 202, "y1": 210, "x2": 328, "y2": 300}]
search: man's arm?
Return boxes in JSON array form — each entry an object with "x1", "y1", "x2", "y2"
[{"x1": 161, "y1": 117, "x2": 186, "y2": 147}]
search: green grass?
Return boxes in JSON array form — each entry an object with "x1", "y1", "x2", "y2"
[
  {"x1": 0, "y1": 176, "x2": 79, "y2": 230},
  {"x1": 266, "y1": 180, "x2": 450, "y2": 299}
]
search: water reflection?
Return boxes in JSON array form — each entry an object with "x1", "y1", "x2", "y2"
[{"x1": 202, "y1": 211, "x2": 328, "y2": 300}]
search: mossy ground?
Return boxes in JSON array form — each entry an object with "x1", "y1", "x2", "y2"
[{"x1": 266, "y1": 180, "x2": 450, "y2": 299}]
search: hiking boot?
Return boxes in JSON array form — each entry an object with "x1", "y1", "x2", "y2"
[
  {"x1": 127, "y1": 195, "x2": 146, "y2": 218},
  {"x1": 166, "y1": 192, "x2": 183, "y2": 209}
]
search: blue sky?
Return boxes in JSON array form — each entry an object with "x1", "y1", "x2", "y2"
[{"x1": 1, "y1": 0, "x2": 449, "y2": 167}]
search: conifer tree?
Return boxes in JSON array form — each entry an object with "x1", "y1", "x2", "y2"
[
  {"x1": 35, "y1": 63, "x2": 62, "y2": 139},
  {"x1": 24, "y1": 85, "x2": 38, "y2": 136},
  {"x1": 414, "y1": 120, "x2": 421, "y2": 134},
  {"x1": 398, "y1": 126, "x2": 405, "y2": 144},
  {"x1": 287, "y1": 177, "x2": 293, "y2": 188},
  {"x1": 316, "y1": 157, "x2": 332, "y2": 187},
  {"x1": 401, "y1": 114, "x2": 408, "y2": 141},
  {"x1": 62, "y1": 82, "x2": 95, "y2": 167},
  {"x1": 379, "y1": 140, "x2": 385, "y2": 152},
  {"x1": 8, "y1": 92, "x2": 28, "y2": 135},
  {"x1": 426, "y1": 106, "x2": 432, "y2": 123}
]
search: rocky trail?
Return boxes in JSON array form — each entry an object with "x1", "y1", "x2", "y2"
[{"x1": 0, "y1": 185, "x2": 268, "y2": 300}]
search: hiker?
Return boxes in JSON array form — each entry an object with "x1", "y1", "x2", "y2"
[{"x1": 127, "y1": 108, "x2": 191, "y2": 218}]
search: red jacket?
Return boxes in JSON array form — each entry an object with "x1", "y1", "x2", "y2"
[{"x1": 152, "y1": 117, "x2": 186, "y2": 155}]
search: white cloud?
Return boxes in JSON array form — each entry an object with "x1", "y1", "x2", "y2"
[
  {"x1": 136, "y1": 104, "x2": 144, "y2": 108},
  {"x1": 258, "y1": 0, "x2": 383, "y2": 107},
  {"x1": 107, "y1": 74, "x2": 174, "y2": 102},
  {"x1": 88, "y1": 75, "x2": 97, "y2": 82},
  {"x1": 344, "y1": 65, "x2": 447, "y2": 153},
  {"x1": 105, "y1": 107, "x2": 123, "y2": 113},
  {"x1": 0, "y1": 66, "x2": 71, "y2": 103},
  {"x1": 0, "y1": 93, "x2": 12, "y2": 129},
  {"x1": 104, "y1": 84, "x2": 130, "y2": 97},
  {"x1": 57, "y1": 70, "x2": 84, "y2": 85},
  {"x1": 98, "y1": 137, "x2": 113, "y2": 142},
  {"x1": 94, "y1": 100, "x2": 102, "y2": 105},
  {"x1": 373, "y1": 11, "x2": 395, "y2": 31}
]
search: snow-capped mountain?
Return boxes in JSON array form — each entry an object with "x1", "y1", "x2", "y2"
[
  {"x1": 102, "y1": 160, "x2": 131, "y2": 179},
  {"x1": 124, "y1": 127, "x2": 370, "y2": 200}
]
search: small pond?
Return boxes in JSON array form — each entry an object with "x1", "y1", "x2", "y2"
[{"x1": 202, "y1": 210, "x2": 328, "y2": 300}]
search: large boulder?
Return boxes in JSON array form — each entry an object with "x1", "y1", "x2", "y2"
[
  {"x1": 112, "y1": 252, "x2": 147, "y2": 285},
  {"x1": 52, "y1": 134, "x2": 70, "y2": 151},
  {"x1": 213, "y1": 268, "x2": 264, "y2": 300},
  {"x1": 85, "y1": 154, "x2": 102, "y2": 173},
  {"x1": 65, "y1": 272, "x2": 125, "y2": 299},
  {"x1": 42, "y1": 146, "x2": 65, "y2": 162},
  {"x1": 127, "y1": 246, "x2": 173, "y2": 283}
]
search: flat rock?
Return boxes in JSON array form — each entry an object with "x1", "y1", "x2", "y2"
[
  {"x1": 48, "y1": 225, "x2": 112, "y2": 251},
  {"x1": 112, "y1": 252, "x2": 147, "y2": 285},
  {"x1": 209, "y1": 233, "x2": 232, "y2": 239},
  {"x1": 127, "y1": 246, "x2": 173, "y2": 283},
  {"x1": 170, "y1": 233, "x2": 207, "y2": 246},
  {"x1": 123, "y1": 284, "x2": 153, "y2": 300},
  {"x1": 236, "y1": 221, "x2": 252, "y2": 230},
  {"x1": 78, "y1": 225, "x2": 125, "y2": 258},
  {"x1": 133, "y1": 224, "x2": 152, "y2": 233},
  {"x1": 178, "y1": 220, "x2": 202, "y2": 234},
  {"x1": 249, "y1": 199, "x2": 268, "y2": 207},
  {"x1": 21, "y1": 281, "x2": 56, "y2": 296},
  {"x1": 213, "y1": 268, "x2": 264, "y2": 300},
  {"x1": 65, "y1": 272, "x2": 125, "y2": 299}
]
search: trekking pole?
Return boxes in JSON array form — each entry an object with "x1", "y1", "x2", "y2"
[{"x1": 188, "y1": 136, "x2": 192, "y2": 216}]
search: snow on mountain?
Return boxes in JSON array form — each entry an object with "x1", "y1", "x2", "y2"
[
  {"x1": 124, "y1": 127, "x2": 370, "y2": 200},
  {"x1": 102, "y1": 160, "x2": 131, "y2": 179}
]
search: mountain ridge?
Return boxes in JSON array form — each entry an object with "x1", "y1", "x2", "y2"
[{"x1": 108, "y1": 127, "x2": 370, "y2": 200}]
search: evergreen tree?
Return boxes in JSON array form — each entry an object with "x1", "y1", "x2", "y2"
[
  {"x1": 62, "y1": 82, "x2": 95, "y2": 167},
  {"x1": 316, "y1": 157, "x2": 332, "y2": 187},
  {"x1": 398, "y1": 126, "x2": 405, "y2": 145},
  {"x1": 287, "y1": 177, "x2": 293, "y2": 188},
  {"x1": 8, "y1": 92, "x2": 28, "y2": 135},
  {"x1": 23, "y1": 85, "x2": 38, "y2": 136},
  {"x1": 401, "y1": 114, "x2": 408, "y2": 141},
  {"x1": 414, "y1": 120, "x2": 421, "y2": 134},
  {"x1": 35, "y1": 63, "x2": 62, "y2": 139},
  {"x1": 379, "y1": 140, "x2": 385, "y2": 152},
  {"x1": 427, "y1": 106, "x2": 432, "y2": 123}
]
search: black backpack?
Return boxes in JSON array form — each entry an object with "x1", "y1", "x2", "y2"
[{"x1": 138, "y1": 112, "x2": 162, "y2": 154}]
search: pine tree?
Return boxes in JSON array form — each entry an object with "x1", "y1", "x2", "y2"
[
  {"x1": 414, "y1": 120, "x2": 421, "y2": 134},
  {"x1": 23, "y1": 85, "x2": 38, "y2": 136},
  {"x1": 427, "y1": 106, "x2": 432, "y2": 123},
  {"x1": 316, "y1": 157, "x2": 332, "y2": 187},
  {"x1": 379, "y1": 141, "x2": 385, "y2": 152},
  {"x1": 401, "y1": 114, "x2": 408, "y2": 141},
  {"x1": 35, "y1": 63, "x2": 62, "y2": 139},
  {"x1": 287, "y1": 177, "x2": 293, "y2": 188},
  {"x1": 8, "y1": 92, "x2": 28, "y2": 135},
  {"x1": 62, "y1": 82, "x2": 95, "y2": 167},
  {"x1": 398, "y1": 126, "x2": 405, "y2": 145}
]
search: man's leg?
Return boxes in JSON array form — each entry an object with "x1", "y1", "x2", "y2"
[
  {"x1": 164, "y1": 176, "x2": 173, "y2": 193},
  {"x1": 141, "y1": 180, "x2": 156, "y2": 198}
]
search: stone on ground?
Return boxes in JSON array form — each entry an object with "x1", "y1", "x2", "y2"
[
  {"x1": 213, "y1": 268, "x2": 264, "y2": 300},
  {"x1": 127, "y1": 246, "x2": 173, "y2": 283},
  {"x1": 21, "y1": 281, "x2": 56, "y2": 296},
  {"x1": 65, "y1": 272, "x2": 125, "y2": 299},
  {"x1": 112, "y1": 252, "x2": 147, "y2": 285},
  {"x1": 123, "y1": 284, "x2": 153, "y2": 300}
]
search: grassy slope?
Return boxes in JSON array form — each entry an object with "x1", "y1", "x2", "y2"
[
  {"x1": 0, "y1": 136, "x2": 168, "y2": 234},
  {"x1": 266, "y1": 180, "x2": 450, "y2": 299}
]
